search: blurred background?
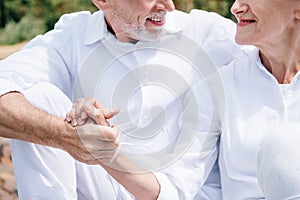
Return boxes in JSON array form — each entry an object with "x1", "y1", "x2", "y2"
[
  {"x1": 0, "y1": 0, "x2": 235, "y2": 46},
  {"x1": 0, "y1": 0, "x2": 234, "y2": 199}
]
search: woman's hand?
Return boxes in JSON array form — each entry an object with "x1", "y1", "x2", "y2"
[{"x1": 65, "y1": 97, "x2": 119, "y2": 126}]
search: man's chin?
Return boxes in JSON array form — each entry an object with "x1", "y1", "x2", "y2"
[{"x1": 133, "y1": 29, "x2": 165, "y2": 42}]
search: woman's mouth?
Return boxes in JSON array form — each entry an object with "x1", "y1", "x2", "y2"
[{"x1": 237, "y1": 18, "x2": 257, "y2": 26}]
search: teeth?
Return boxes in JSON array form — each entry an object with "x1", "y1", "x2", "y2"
[{"x1": 149, "y1": 17, "x2": 162, "y2": 22}]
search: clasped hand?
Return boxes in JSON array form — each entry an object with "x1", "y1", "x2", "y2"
[{"x1": 65, "y1": 97, "x2": 120, "y2": 165}]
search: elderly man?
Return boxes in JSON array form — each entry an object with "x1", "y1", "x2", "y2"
[{"x1": 0, "y1": 0, "x2": 248, "y2": 199}]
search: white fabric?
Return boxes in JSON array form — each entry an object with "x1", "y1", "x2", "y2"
[
  {"x1": 257, "y1": 123, "x2": 300, "y2": 200},
  {"x1": 194, "y1": 48, "x2": 300, "y2": 199},
  {"x1": 12, "y1": 82, "x2": 134, "y2": 200},
  {"x1": 0, "y1": 9, "x2": 245, "y2": 98},
  {"x1": 0, "y1": 9, "x2": 248, "y2": 199}
]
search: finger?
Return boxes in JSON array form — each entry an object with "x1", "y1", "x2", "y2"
[
  {"x1": 74, "y1": 98, "x2": 86, "y2": 118},
  {"x1": 92, "y1": 108, "x2": 110, "y2": 126},
  {"x1": 76, "y1": 124, "x2": 118, "y2": 142},
  {"x1": 70, "y1": 102, "x2": 80, "y2": 126},
  {"x1": 65, "y1": 111, "x2": 72, "y2": 122},
  {"x1": 73, "y1": 98, "x2": 101, "y2": 126},
  {"x1": 91, "y1": 108, "x2": 119, "y2": 126},
  {"x1": 74, "y1": 125, "x2": 121, "y2": 164},
  {"x1": 77, "y1": 111, "x2": 88, "y2": 126},
  {"x1": 111, "y1": 125, "x2": 121, "y2": 147},
  {"x1": 93, "y1": 99, "x2": 105, "y2": 109},
  {"x1": 71, "y1": 97, "x2": 115, "y2": 126},
  {"x1": 97, "y1": 125, "x2": 120, "y2": 142},
  {"x1": 103, "y1": 108, "x2": 120, "y2": 119},
  {"x1": 81, "y1": 111, "x2": 88, "y2": 120},
  {"x1": 105, "y1": 119, "x2": 111, "y2": 127},
  {"x1": 71, "y1": 119, "x2": 78, "y2": 127},
  {"x1": 77, "y1": 99, "x2": 108, "y2": 126},
  {"x1": 86, "y1": 118, "x2": 96, "y2": 125},
  {"x1": 82, "y1": 98, "x2": 117, "y2": 124}
]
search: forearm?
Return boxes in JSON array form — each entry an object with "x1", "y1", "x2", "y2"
[
  {"x1": 0, "y1": 92, "x2": 73, "y2": 149},
  {"x1": 101, "y1": 153, "x2": 160, "y2": 200}
]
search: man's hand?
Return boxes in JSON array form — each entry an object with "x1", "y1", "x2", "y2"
[{"x1": 64, "y1": 97, "x2": 120, "y2": 164}]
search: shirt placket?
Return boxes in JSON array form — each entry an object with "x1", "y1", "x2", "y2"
[{"x1": 278, "y1": 84, "x2": 291, "y2": 123}]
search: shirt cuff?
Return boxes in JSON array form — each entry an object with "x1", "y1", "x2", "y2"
[
  {"x1": 155, "y1": 172, "x2": 179, "y2": 200},
  {"x1": 0, "y1": 79, "x2": 23, "y2": 96}
]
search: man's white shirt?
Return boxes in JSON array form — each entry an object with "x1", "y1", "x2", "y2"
[{"x1": 0, "y1": 9, "x2": 248, "y2": 199}]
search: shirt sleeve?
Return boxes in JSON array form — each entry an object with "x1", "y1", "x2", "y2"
[
  {"x1": 189, "y1": 9, "x2": 252, "y2": 68},
  {"x1": 154, "y1": 75, "x2": 222, "y2": 199},
  {"x1": 0, "y1": 12, "x2": 81, "y2": 97}
]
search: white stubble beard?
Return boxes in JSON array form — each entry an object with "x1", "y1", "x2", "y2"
[{"x1": 108, "y1": 8, "x2": 165, "y2": 42}]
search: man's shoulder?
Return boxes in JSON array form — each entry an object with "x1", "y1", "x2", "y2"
[
  {"x1": 168, "y1": 9, "x2": 228, "y2": 24},
  {"x1": 54, "y1": 10, "x2": 102, "y2": 28},
  {"x1": 49, "y1": 10, "x2": 105, "y2": 44},
  {"x1": 166, "y1": 9, "x2": 234, "y2": 36}
]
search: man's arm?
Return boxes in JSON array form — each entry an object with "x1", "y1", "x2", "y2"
[
  {"x1": 0, "y1": 92, "x2": 65, "y2": 145},
  {"x1": 0, "y1": 92, "x2": 113, "y2": 164}
]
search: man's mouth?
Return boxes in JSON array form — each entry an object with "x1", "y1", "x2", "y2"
[
  {"x1": 146, "y1": 11, "x2": 166, "y2": 25},
  {"x1": 147, "y1": 16, "x2": 163, "y2": 23}
]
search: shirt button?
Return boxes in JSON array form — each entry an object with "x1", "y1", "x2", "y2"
[{"x1": 141, "y1": 115, "x2": 150, "y2": 127}]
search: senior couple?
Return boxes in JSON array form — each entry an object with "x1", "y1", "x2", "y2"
[{"x1": 0, "y1": 0, "x2": 299, "y2": 199}]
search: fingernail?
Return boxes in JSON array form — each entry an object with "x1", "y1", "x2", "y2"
[{"x1": 72, "y1": 119, "x2": 78, "y2": 126}]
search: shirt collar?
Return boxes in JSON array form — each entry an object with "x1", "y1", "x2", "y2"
[
  {"x1": 84, "y1": 11, "x2": 108, "y2": 45},
  {"x1": 248, "y1": 48, "x2": 272, "y2": 75},
  {"x1": 84, "y1": 10, "x2": 183, "y2": 46}
]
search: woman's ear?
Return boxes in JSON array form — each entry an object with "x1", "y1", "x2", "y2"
[{"x1": 92, "y1": 0, "x2": 110, "y2": 11}]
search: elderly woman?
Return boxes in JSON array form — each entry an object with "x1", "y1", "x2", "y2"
[{"x1": 212, "y1": 0, "x2": 300, "y2": 199}]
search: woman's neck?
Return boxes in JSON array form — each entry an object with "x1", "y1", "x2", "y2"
[{"x1": 258, "y1": 34, "x2": 300, "y2": 84}]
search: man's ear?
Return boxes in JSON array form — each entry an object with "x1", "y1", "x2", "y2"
[{"x1": 92, "y1": 0, "x2": 110, "y2": 10}]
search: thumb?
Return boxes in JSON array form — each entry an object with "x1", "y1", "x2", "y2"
[{"x1": 111, "y1": 125, "x2": 121, "y2": 147}]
